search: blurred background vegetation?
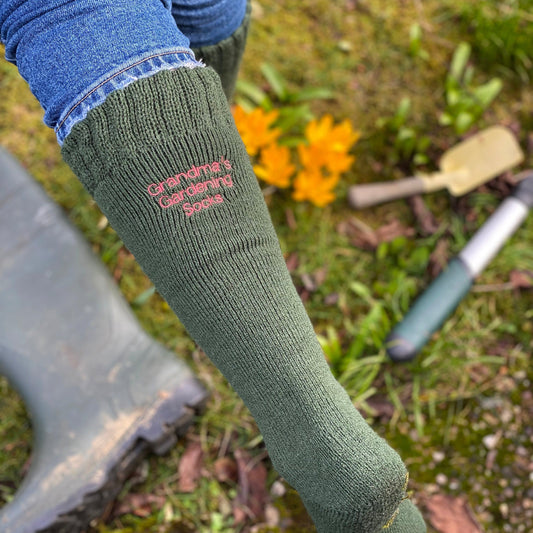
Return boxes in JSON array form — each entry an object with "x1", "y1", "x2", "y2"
[{"x1": 1, "y1": 1, "x2": 532, "y2": 532}]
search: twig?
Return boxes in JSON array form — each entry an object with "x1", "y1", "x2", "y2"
[{"x1": 471, "y1": 282, "x2": 515, "y2": 293}]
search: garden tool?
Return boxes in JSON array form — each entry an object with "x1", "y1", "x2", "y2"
[
  {"x1": 348, "y1": 126, "x2": 524, "y2": 209},
  {"x1": 0, "y1": 147, "x2": 209, "y2": 533},
  {"x1": 386, "y1": 171, "x2": 533, "y2": 362}
]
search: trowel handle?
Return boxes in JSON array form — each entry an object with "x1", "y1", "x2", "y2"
[
  {"x1": 348, "y1": 177, "x2": 425, "y2": 209},
  {"x1": 386, "y1": 174, "x2": 533, "y2": 362}
]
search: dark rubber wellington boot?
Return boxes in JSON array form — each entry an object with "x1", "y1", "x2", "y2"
[{"x1": 0, "y1": 147, "x2": 209, "y2": 533}]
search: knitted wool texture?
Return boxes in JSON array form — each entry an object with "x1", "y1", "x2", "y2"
[{"x1": 62, "y1": 67, "x2": 424, "y2": 533}]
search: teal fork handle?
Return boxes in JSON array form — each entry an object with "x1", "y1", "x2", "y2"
[
  {"x1": 386, "y1": 174, "x2": 533, "y2": 362},
  {"x1": 386, "y1": 258, "x2": 473, "y2": 361}
]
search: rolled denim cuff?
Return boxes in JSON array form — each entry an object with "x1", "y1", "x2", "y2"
[{"x1": 56, "y1": 49, "x2": 203, "y2": 145}]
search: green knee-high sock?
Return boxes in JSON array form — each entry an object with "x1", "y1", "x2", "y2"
[
  {"x1": 192, "y1": 0, "x2": 251, "y2": 100},
  {"x1": 386, "y1": 500, "x2": 426, "y2": 532},
  {"x1": 62, "y1": 67, "x2": 426, "y2": 533}
]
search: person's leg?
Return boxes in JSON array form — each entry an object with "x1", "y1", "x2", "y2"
[
  {"x1": 63, "y1": 68, "x2": 425, "y2": 533},
  {"x1": 171, "y1": 0, "x2": 250, "y2": 100},
  {"x1": 0, "y1": 0, "x2": 201, "y2": 144},
  {"x1": 1, "y1": 2, "x2": 426, "y2": 531},
  {"x1": 170, "y1": 0, "x2": 247, "y2": 47}
]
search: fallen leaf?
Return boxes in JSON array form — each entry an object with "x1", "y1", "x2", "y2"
[
  {"x1": 250, "y1": 0, "x2": 264, "y2": 20},
  {"x1": 375, "y1": 220, "x2": 415, "y2": 243},
  {"x1": 249, "y1": 504, "x2": 281, "y2": 532},
  {"x1": 510, "y1": 269, "x2": 533, "y2": 289},
  {"x1": 285, "y1": 208, "x2": 297, "y2": 230},
  {"x1": 482, "y1": 432, "x2": 502, "y2": 451},
  {"x1": 324, "y1": 292, "x2": 339, "y2": 306},
  {"x1": 297, "y1": 267, "x2": 329, "y2": 294},
  {"x1": 337, "y1": 217, "x2": 415, "y2": 251},
  {"x1": 426, "y1": 494, "x2": 483, "y2": 533},
  {"x1": 285, "y1": 252, "x2": 299, "y2": 273},
  {"x1": 488, "y1": 339, "x2": 515, "y2": 358},
  {"x1": 214, "y1": 456, "x2": 238, "y2": 484},
  {"x1": 233, "y1": 449, "x2": 269, "y2": 524},
  {"x1": 178, "y1": 440, "x2": 204, "y2": 493},
  {"x1": 300, "y1": 272, "x2": 316, "y2": 292},
  {"x1": 337, "y1": 218, "x2": 377, "y2": 250},
  {"x1": 408, "y1": 195, "x2": 439, "y2": 236},
  {"x1": 345, "y1": 0, "x2": 358, "y2": 12},
  {"x1": 313, "y1": 266, "x2": 329, "y2": 288},
  {"x1": 298, "y1": 289, "x2": 311, "y2": 303},
  {"x1": 114, "y1": 493, "x2": 166, "y2": 518},
  {"x1": 485, "y1": 449, "x2": 497, "y2": 471},
  {"x1": 364, "y1": 395, "x2": 395, "y2": 421},
  {"x1": 428, "y1": 239, "x2": 450, "y2": 278},
  {"x1": 113, "y1": 247, "x2": 127, "y2": 282}
]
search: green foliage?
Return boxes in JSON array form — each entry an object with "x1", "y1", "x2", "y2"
[
  {"x1": 131, "y1": 285, "x2": 156, "y2": 308},
  {"x1": 439, "y1": 42, "x2": 503, "y2": 134},
  {"x1": 235, "y1": 63, "x2": 334, "y2": 142},
  {"x1": 0, "y1": 379, "x2": 31, "y2": 507},
  {"x1": 375, "y1": 97, "x2": 431, "y2": 170},
  {"x1": 318, "y1": 322, "x2": 387, "y2": 416},
  {"x1": 319, "y1": 236, "x2": 426, "y2": 380},
  {"x1": 455, "y1": 0, "x2": 533, "y2": 83},
  {"x1": 408, "y1": 23, "x2": 429, "y2": 61}
]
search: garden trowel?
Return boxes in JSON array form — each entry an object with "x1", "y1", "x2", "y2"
[{"x1": 349, "y1": 126, "x2": 524, "y2": 209}]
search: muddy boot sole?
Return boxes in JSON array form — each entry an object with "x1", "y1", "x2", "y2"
[{"x1": 35, "y1": 379, "x2": 208, "y2": 533}]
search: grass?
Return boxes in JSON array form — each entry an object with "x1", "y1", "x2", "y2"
[
  {"x1": 451, "y1": 0, "x2": 533, "y2": 84},
  {"x1": 1, "y1": 1, "x2": 533, "y2": 532}
]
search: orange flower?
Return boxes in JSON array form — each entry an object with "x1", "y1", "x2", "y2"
[
  {"x1": 302, "y1": 115, "x2": 360, "y2": 174},
  {"x1": 292, "y1": 167, "x2": 340, "y2": 207},
  {"x1": 298, "y1": 143, "x2": 354, "y2": 176},
  {"x1": 232, "y1": 106, "x2": 281, "y2": 156},
  {"x1": 253, "y1": 143, "x2": 296, "y2": 188},
  {"x1": 305, "y1": 114, "x2": 360, "y2": 152}
]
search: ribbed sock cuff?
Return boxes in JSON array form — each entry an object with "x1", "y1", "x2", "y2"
[
  {"x1": 61, "y1": 66, "x2": 275, "y2": 290},
  {"x1": 62, "y1": 67, "x2": 245, "y2": 197}
]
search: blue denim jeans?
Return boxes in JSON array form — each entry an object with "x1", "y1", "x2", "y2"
[{"x1": 0, "y1": 0, "x2": 247, "y2": 144}]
